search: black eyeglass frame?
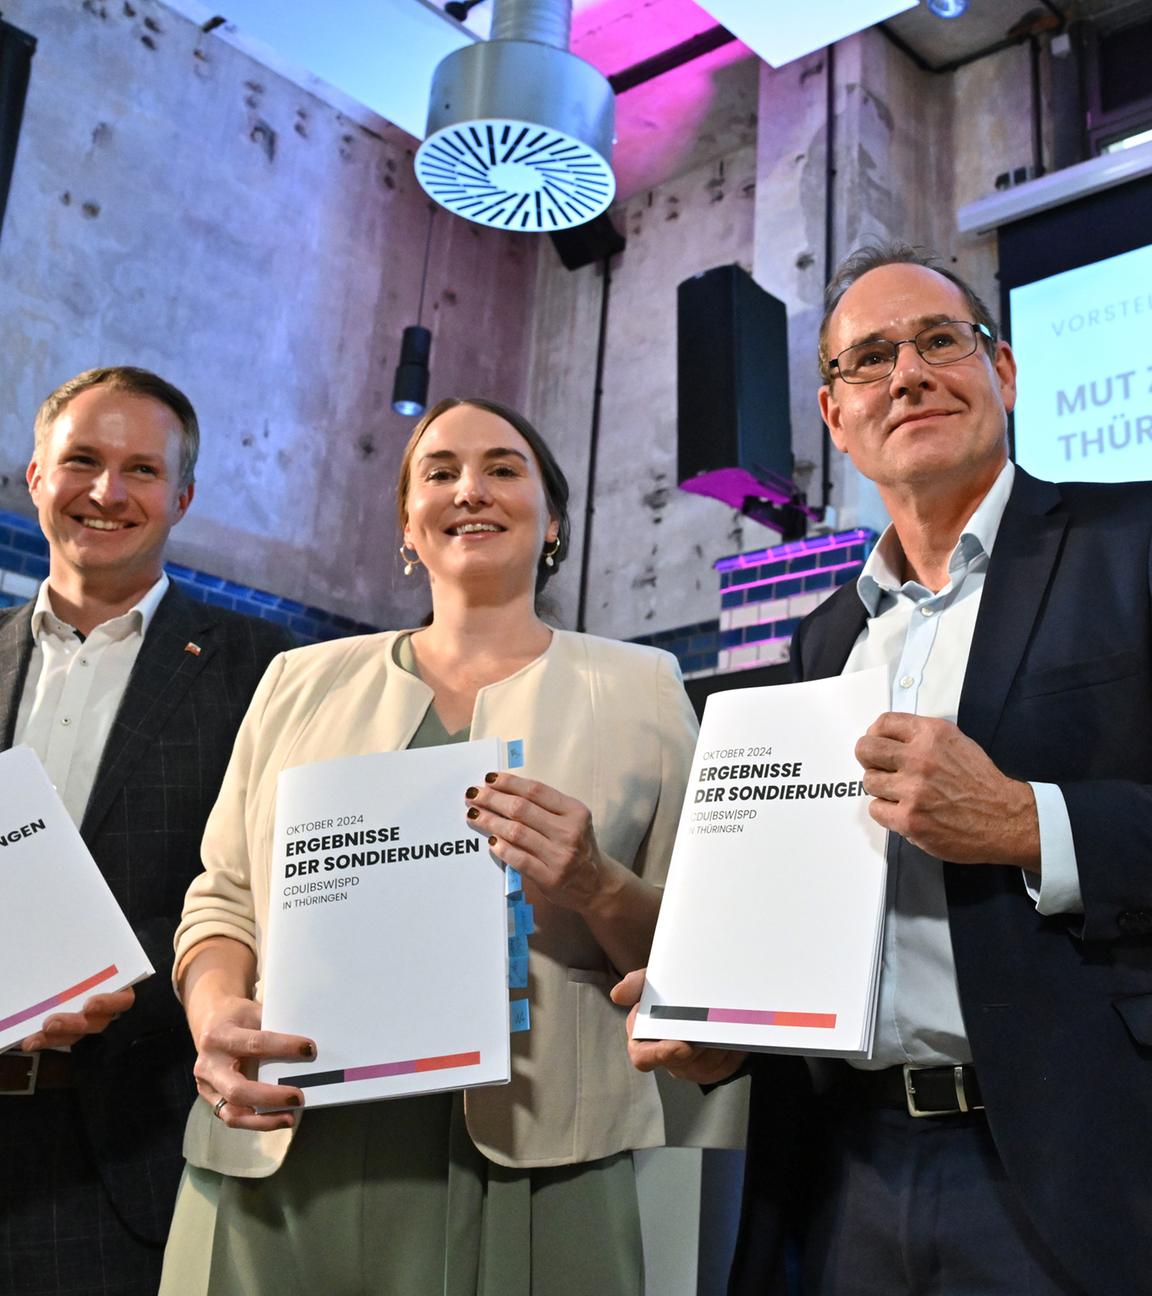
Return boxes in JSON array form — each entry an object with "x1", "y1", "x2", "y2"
[{"x1": 827, "y1": 320, "x2": 995, "y2": 384}]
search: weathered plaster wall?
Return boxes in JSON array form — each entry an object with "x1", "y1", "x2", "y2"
[
  {"x1": 525, "y1": 143, "x2": 758, "y2": 638},
  {"x1": 526, "y1": 28, "x2": 1056, "y2": 645},
  {"x1": 0, "y1": 0, "x2": 538, "y2": 627}
]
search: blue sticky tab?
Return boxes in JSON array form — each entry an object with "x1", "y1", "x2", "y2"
[
  {"x1": 508, "y1": 932, "x2": 529, "y2": 961},
  {"x1": 514, "y1": 902, "x2": 535, "y2": 937},
  {"x1": 508, "y1": 954, "x2": 529, "y2": 988},
  {"x1": 504, "y1": 867, "x2": 523, "y2": 898},
  {"x1": 509, "y1": 998, "x2": 531, "y2": 1032},
  {"x1": 507, "y1": 739, "x2": 525, "y2": 769}
]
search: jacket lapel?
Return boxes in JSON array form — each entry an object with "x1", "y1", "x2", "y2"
[
  {"x1": 957, "y1": 469, "x2": 1067, "y2": 754},
  {"x1": 798, "y1": 587, "x2": 870, "y2": 681},
  {"x1": 0, "y1": 603, "x2": 35, "y2": 749},
  {"x1": 81, "y1": 586, "x2": 218, "y2": 838}
]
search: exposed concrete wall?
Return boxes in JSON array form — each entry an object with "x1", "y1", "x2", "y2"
[
  {"x1": 0, "y1": 0, "x2": 538, "y2": 628},
  {"x1": 525, "y1": 144, "x2": 758, "y2": 638},
  {"x1": 528, "y1": 27, "x2": 1063, "y2": 642}
]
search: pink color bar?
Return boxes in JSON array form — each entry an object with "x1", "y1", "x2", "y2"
[
  {"x1": 708, "y1": 1008, "x2": 837, "y2": 1029},
  {"x1": 345, "y1": 1050, "x2": 480, "y2": 1083},
  {"x1": 0, "y1": 964, "x2": 119, "y2": 1033}
]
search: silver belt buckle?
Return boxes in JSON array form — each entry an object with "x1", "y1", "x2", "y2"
[
  {"x1": 903, "y1": 1063, "x2": 983, "y2": 1118},
  {"x1": 0, "y1": 1051, "x2": 39, "y2": 1096}
]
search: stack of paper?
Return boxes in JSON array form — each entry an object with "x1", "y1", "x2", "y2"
[
  {"x1": 635, "y1": 669, "x2": 889, "y2": 1059},
  {"x1": 260, "y1": 740, "x2": 511, "y2": 1107},
  {"x1": 0, "y1": 746, "x2": 153, "y2": 1053}
]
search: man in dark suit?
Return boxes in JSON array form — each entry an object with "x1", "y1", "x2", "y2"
[
  {"x1": 619, "y1": 246, "x2": 1152, "y2": 1295},
  {"x1": 0, "y1": 367, "x2": 293, "y2": 1295}
]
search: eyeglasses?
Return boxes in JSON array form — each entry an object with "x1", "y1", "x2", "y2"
[{"x1": 828, "y1": 320, "x2": 993, "y2": 384}]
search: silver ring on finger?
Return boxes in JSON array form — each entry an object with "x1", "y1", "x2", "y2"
[{"x1": 213, "y1": 1096, "x2": 227, "y2": 1120}]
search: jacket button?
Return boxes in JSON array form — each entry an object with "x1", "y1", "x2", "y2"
[{"x1": 1117, "y1": 910, "x2": 1152, "y2": 936}]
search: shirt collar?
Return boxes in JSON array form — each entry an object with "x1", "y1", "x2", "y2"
[
  {"x1": 856, "y1": 460, "x2": 1016, "y2": 616},
  {"x1": 31, "y1": 572, "x2": 170, "y2": 644}
]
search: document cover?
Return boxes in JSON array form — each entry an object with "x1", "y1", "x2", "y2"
[
  {"x1": 635, "y1": 670, "x2": 889, "y2": 1058},
  {"x1": 0, "y1": 746, "x2": 154, "y2": 1053},
  {"x1": 260, "y1": 740, "x2": 511, "y2": 1106}
]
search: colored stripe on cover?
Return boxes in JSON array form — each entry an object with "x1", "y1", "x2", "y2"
[
  {"x1": 0, "y1": 964, "x2": 119, "y2": 1033},
  {"x1": 649, "y1": 1005, "x2": 837, "y2": 1029},
  {"x1": 283, "y1": 1050, "x2": 481, "y2": 1089}
]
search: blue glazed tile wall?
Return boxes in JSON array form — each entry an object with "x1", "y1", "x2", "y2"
[
  {"x1": 0, "y1": 508, "x2": 378, "y2": 643},
  {"x1": 631, "y1": 529, "x2": 877, "y2": 679}
]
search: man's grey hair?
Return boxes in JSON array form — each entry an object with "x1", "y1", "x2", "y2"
[{"x1": 818, "y1": 243, "x2": 1000, "y2": 384}]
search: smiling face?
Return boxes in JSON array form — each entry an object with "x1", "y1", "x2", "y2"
[
  {"x1": 818, "y1": 262, "x2": 1017, "y2": 502},
  {"x1": 401, "y1": 403, "x2": 558, "y2": 598},
  {"x1": 27, "y1": 385, "x2": 193, "y2": 594}
]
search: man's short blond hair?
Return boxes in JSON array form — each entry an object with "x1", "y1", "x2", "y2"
[{"x1": 34, "y1": 367, "x2": 200, "y2": 488}]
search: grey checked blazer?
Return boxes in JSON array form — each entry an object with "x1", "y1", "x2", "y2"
[{"x1": 0, "y1": 583, "x2": 293, "y2": 1251}]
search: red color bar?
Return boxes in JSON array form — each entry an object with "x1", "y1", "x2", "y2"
[
  {"x1": 772, "y1": 1012, "x2": 837, "y2": 1029},
  {"x1": 0, "y1": 964, "x2": 119, "y2": 1033},
  {"x1": 415, "y1": 1050, "x2": 482, "y2": 1073}
]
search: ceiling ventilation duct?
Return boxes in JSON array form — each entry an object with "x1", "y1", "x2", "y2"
[{"x1": 415, "y1": 0, "x2": 615, "y2": 232}]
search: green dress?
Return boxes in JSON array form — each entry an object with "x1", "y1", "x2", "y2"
[{"x1": 166, "y1": 637, "x2": 643, "y2": 1296}]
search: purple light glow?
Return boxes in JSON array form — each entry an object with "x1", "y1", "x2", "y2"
[
  {"x1": 721, "y1": 558, "x2": 862, "y2": 598},
  {"x1": 714, "y1": 529, "x2": 873, "y2": 573},
  {"x1": 680, "y1": 467, "x2": 794, "y2": 512}
]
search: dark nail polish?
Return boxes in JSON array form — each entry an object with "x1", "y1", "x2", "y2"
[
  {"x1": 299, "y1": 1043, "x2": 316, "y2": 1060},
  {"x1": 465, "y1": 786, "x2": 478, "y2": 800},
  {"x1": 484, "y1": 772, "x2": 498, "y2": 784},
  {"x1": 488, "y1": 835, "x2": 497, "y2": 846},
  {"x1": 466, "y1": 806, "x2": 480, "y2": 820},
  {"x1": 286, "y1": 1094, "x2": 302, "y2": 1106}
]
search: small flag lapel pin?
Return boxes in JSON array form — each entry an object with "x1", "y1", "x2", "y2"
[{"x1": 184, "y1": 642, "x2": 202, "y2": 656}]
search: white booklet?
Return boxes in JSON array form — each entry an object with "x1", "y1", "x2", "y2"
[
  {"x1": 259, "y1": 740, "x2": 511, "y2": 1107},
  {"x1": 635, "y1": 668, "x2": 890, "y2": 1059},
  {"x1": 0, "y1": 746, "x2": 154, "y2": 1053}
]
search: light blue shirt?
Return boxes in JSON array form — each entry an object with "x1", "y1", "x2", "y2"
[{"x1": 843, "y1": 461, "x2": 1080, "y2": 1069}]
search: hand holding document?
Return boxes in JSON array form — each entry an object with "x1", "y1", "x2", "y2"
[
  {"x1": 259, "y1": 740, "x2": 512, "y2": 1108},
  {"x1": 0, "y1": 746, "x2": 153, "y2": 1054},
  {"x1": 635, "y1": 669, "x2": 889, "y2": 1059}
]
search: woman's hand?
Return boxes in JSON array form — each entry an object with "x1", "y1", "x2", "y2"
[
  {"x1": 191, "y1": 993, "x2": 315, "y2": 1132},
  {"x1": 464, "y1": 772, "x2": 605, "y2": 912},
  {"x1": 465, "y1": 772, "x2": 663, "y2": 972},
  {"x1": 180, "y1": 937, "x2": 313, "y2": 1133},
  {"x1": 20, "y1": 987, "x2": 136, "y2": 1051}
]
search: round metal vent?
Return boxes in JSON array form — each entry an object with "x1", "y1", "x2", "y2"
[{"x1": 415, "y1": 118, "x2": 615, "y2": 231}]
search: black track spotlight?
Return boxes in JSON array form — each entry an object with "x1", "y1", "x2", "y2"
[
  {"x1": 391, "y1": 204, "x2": 437, "y2": 418},
  {"x1": 392, "y1": 326, "x2": 432, "y2": 417}
]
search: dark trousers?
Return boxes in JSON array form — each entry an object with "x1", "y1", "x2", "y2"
[
  {"x1": 799, "y1": 1098, "x2": 1086, "y2": 1296},
  {"x1": 0, "y1": 1089, "x2": 163, "y2": 1296}
]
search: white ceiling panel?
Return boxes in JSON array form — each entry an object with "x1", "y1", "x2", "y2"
[{"x1": 693, "y1": 0, "x2": 920, "y2": 67}]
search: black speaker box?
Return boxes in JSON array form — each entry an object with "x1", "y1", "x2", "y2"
[
  {"x1": 549, "y1": 212, "x2": 626, "y2": 271},
  {"x1": 677, "y1": 265, "x2": 793, "y2": 493}
]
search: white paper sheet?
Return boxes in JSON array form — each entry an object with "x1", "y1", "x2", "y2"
[
  {"x1": 259, "y1": 740, "x2": 511, "y2": 1107},
  {"x1": 0, "y1": 746, "x2": 154, "y2": 1053},
  {"x1": 635, "y1": 669, "x2": 889, "y2": 1058}
]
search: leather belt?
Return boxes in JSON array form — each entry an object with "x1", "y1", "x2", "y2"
[
  {"x1": 0, "y1": 1051, "x2": 75, "y2": 1095},
  {"x1": 835, "y1": 1063, "x2": 984, "y2": 1118}
]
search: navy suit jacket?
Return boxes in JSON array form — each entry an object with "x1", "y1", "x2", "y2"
[
  {"x1": 0, "y1": 584, "x2": 292, "y2": 1247},
  {"x1": 729, "y1": 469, "x2": 1152, "y2": 1296}
]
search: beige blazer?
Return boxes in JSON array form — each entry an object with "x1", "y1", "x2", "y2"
[{"x1": 176, "y1": 628, "x2": 725, "y2": 1177}]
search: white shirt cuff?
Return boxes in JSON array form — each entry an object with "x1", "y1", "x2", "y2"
[{"x1": 1023, "y1": 782, "x2": 1083, "y2": 915}]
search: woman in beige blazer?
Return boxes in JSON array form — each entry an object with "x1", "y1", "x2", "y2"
[{"x1": 160, "y1": 398, "x2": 701, "y2": 1296}]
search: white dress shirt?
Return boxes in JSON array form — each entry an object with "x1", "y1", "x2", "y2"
[
  {"x1": 14, "y1": 574, "x2": 170, "y2": 826},
  {"x1": 842, "y1": 461, "x2": 1080, "y2": 1069}
]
